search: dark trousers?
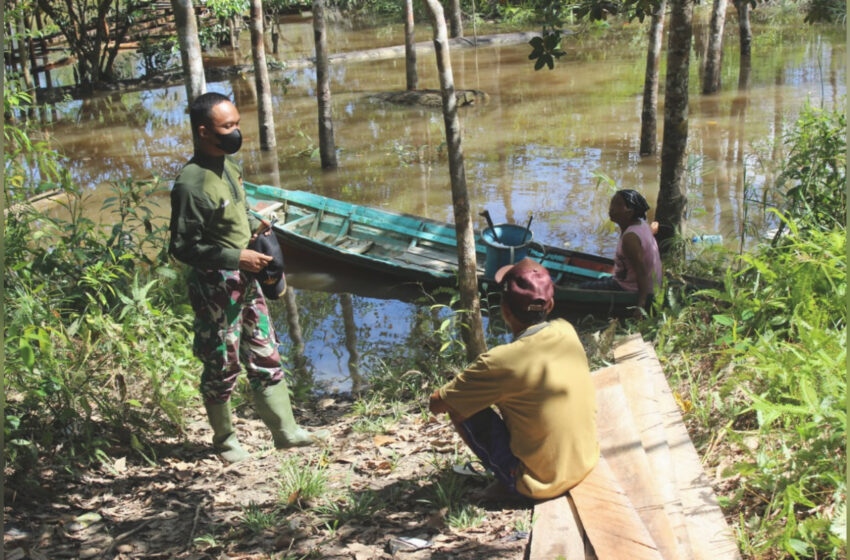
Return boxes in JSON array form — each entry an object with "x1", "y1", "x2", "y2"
[{"x1": 459, "y1": 408, "x2": 521, "y2": 493}]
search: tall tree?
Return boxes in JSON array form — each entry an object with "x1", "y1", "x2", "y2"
[
  {"x1": 249, "y1": 0, "x2": 276, "y2": 150},
  {"x1": 172, "y1": 0, "x2": 206, "y2": 102},
  {"x1": 733, "y1": 0, "x2": 752, "y2": 89},
  {"x1": 638, "y1": 0, "x2": 667, "y2": 156},
  {"x1": 702, "y1": 0, "x2": 728, "y2": 94},
  {"x1": 422, "y1": 0, "x2": 487, "y2": 362},
  {"x1": 448, "y1": 0, "x2": 463, "y2": 37},
  {"x1": 404, "y1": 0, "x2": 418, "y2": 90},
  {"x1": 655, "y1": 0, "x2": 694, "y2": 249},
  {"x1": 312, "y1": 0, "x2": 337, "y2": 169}
]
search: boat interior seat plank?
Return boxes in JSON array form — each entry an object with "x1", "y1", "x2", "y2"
[
  {"x1": 393, "y1": 250, "x2": 458, "y2": 274},
  {"x1": 279, "y1": 212, "x2": 317, "y2": 231},
  {"x1": 308, "y1": 209, "x2": 324, "y2": 238},
  {"x1": 334, "y1": 236, "x2": 374, "y2": 255}
]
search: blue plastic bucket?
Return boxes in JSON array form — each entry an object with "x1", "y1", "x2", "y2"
[{"x1": 481, "y1": 224, "x2": 534, "y2": 280}]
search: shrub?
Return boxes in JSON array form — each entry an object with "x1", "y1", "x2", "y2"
[{"x1": 4, "y1": 179, "x2": 199, "y2": 474}]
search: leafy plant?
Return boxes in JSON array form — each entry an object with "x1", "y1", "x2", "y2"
[
  {"x1": 447, "y1": 503, "x2": 487, "y2": 530},
  {"x1": 4, "y1": 175, "x2": 198, "y2": 474},
  {"x1": 773, "y1": 104, "x2": 846, "y2": 235},
  {"x1": 278, "y1": 455, "x2": 329, "y2": 507},
  {"x1": 643, "y1": 100, "x2": 846, "y2": 559}
]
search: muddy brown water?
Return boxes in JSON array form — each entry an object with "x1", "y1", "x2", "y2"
[{"x1": 29, "y1": 17, "x2": 845, "y2": 390}]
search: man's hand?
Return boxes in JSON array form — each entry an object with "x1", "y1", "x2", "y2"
[
  {"x1": 429, "y1": 390, "x2": 449, "y2": 415},
  {"x1": 250, "y1": 219, "x2": 272, "y2": 242},
  {"x1": 429, "y1": 390, "x2": 467, "y2": 425},
  {"x1": 239, "y1": 249, "x2": 273, "y2": 273}
]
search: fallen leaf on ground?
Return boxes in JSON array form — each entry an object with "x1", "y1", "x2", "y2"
[{"x1": 373, "y1": 435, "x2": 396, "y2": 447}]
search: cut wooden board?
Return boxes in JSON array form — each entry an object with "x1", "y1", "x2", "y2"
[
  {"x1": 613, "y1": 353, "x2": 696, "y2": 560},
  {"x1": 593, "y1": 368, "x2": 684, "y2": 560},
  {"x1": 614, "y1": 336, "x2": 742, "y2": 560},
  {"x1": 529, "y1": 495, "x2": 586, "y2": 560},
  {"x1": 570, "y1": 455, "x2": 663, "y2": 560}
]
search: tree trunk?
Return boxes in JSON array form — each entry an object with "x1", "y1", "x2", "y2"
[
  {"x1": 249, "y1": 0, "x2": 276, "y2": 150},
  {"x1": 313, "y1": 0, "x2": 337, "y2": 169},
  {"x1": 404, "y1": 0, "x2": 418, "y2": 90},
  {"x1": 171, "y1": 0, "x2": 206, "y2": 102},
  {"x1": 423, "y1": 0, "x2": 487, "y2": 362},
  {"x1": 702, "y1": 0, "x2": 727, "y2": 94},
  {"x1": 734, "y1": 0, "x2": 751, "y2": 89},
  {"x1": 340, "y1": 293, "x2": 363, "y2": 394},
  {"x1": 639, "y1": 0, "x2": 666, "y2": 156},
  {"x1": 655, "y1": 0, "x2": 694, "y2": 251},
  {"x1": 15, "y1": 8, "x2": 33, "y2": 90},
  {"x1": 35, "y1": 9, "x2": 52, "y2": 89},
  {"x1": 448, "y1": 0, "x2": 463, "y2": 38}
]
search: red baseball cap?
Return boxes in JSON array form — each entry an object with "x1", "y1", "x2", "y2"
[{"x1": 494, "y1": 258, "x2": 554, "y2": 311}]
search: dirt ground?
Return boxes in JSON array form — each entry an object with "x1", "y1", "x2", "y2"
[{"x1": 4, "y1": 396, "x2": 533, "y2": 560}]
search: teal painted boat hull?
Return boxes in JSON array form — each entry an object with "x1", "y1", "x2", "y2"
[{"x1": 244, "y1": 182, "x2": 641, "y2": 313}]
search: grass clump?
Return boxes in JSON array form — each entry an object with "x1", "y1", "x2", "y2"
[
  {"x1": 238, "y1": 501, "x2": 282, "y2": 534},
  {"x1": 278, "y1": 455, "x2": 329, "y2": 509}
]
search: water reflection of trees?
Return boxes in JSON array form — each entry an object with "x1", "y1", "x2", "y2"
[
  {"x1": 51, "y1": 88, "x2": 191, "y2": 188},
  {"x1": 267, "y1": 287, "x2": 510, "y2": 395}
]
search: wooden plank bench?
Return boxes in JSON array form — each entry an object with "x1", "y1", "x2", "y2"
[
  {"x1": 613, "y1": 337, "x2": 741, "y2": 560},
  {"x1": 527, "y1": 335, "x2": 741, "y2": 560}
]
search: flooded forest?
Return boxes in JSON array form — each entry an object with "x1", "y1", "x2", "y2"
[{"x1": 4, "y1": 0, "x2": 846, "y2": 558}]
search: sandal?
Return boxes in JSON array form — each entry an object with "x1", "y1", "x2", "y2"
[{"x1": 452, "y1": 460, "x2": 491, "y2": 478}]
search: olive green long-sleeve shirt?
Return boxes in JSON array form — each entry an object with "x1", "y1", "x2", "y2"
[{"x1": 169, "y1": 154, "x2": 260, "y2": 270}]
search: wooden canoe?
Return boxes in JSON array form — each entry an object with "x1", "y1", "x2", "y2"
[{"x1": 244, "y1": 182, "x2": 641, "y2": 312}]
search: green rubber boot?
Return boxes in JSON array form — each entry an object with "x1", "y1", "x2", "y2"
[
  {"x1": 204, "y1": 401, "x2": 250, "y2": 463},
  {"x1": 253, "y1": 380, "x2": 330, "y2": 448}
]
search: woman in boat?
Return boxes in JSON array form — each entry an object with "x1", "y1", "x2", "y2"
[{"x1": 580, "y1": 189, "x2": 662, "y2": 316}]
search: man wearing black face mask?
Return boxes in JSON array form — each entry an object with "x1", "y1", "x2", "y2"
[{"x1": 170, "y1": 92, "x2": 329, "y2": 463}]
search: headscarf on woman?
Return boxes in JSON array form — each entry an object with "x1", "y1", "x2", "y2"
[{"x1": 615, "y1": 189, "x2": 650, "y2": 220}]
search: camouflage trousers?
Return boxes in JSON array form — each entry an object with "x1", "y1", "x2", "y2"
[{"x1": 188, "y1": 269, "x2": 284, "y2": 404}]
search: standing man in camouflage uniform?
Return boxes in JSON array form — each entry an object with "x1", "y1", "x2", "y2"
[{"x1": 170, "y1": 92, "x2": 328, "y2": 463}]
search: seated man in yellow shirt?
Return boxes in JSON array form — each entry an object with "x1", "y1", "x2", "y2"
[{"x1": 429, "y1": 258, "x2": 599, "y2": 501}]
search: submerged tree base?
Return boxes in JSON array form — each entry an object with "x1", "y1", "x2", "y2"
[{"x1": 371, "y1": 89, "x2": 490, "y2": 108}]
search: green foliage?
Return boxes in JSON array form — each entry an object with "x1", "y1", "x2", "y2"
[
  {"x1": 528, "y1": 32, "x2": 566, "y2": 70},
  {"x1": 4, "y1": 177, "x2": 198, "y2": 474},
  {"x1": 4, "y1": 91, "x2": 69, "y2": 200},
  {"x1": 803, "y1": 0, "x2": 846, "y2": 23},
  {"x1": 199, "y1": 0, "x2": 249, "y2": 48},
  {"x1": 646, "y1": 105, "x2": 846, "y2": 559},
  {"x1": 774, "y1": 105, "x2": 846, "y2": 234}
]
